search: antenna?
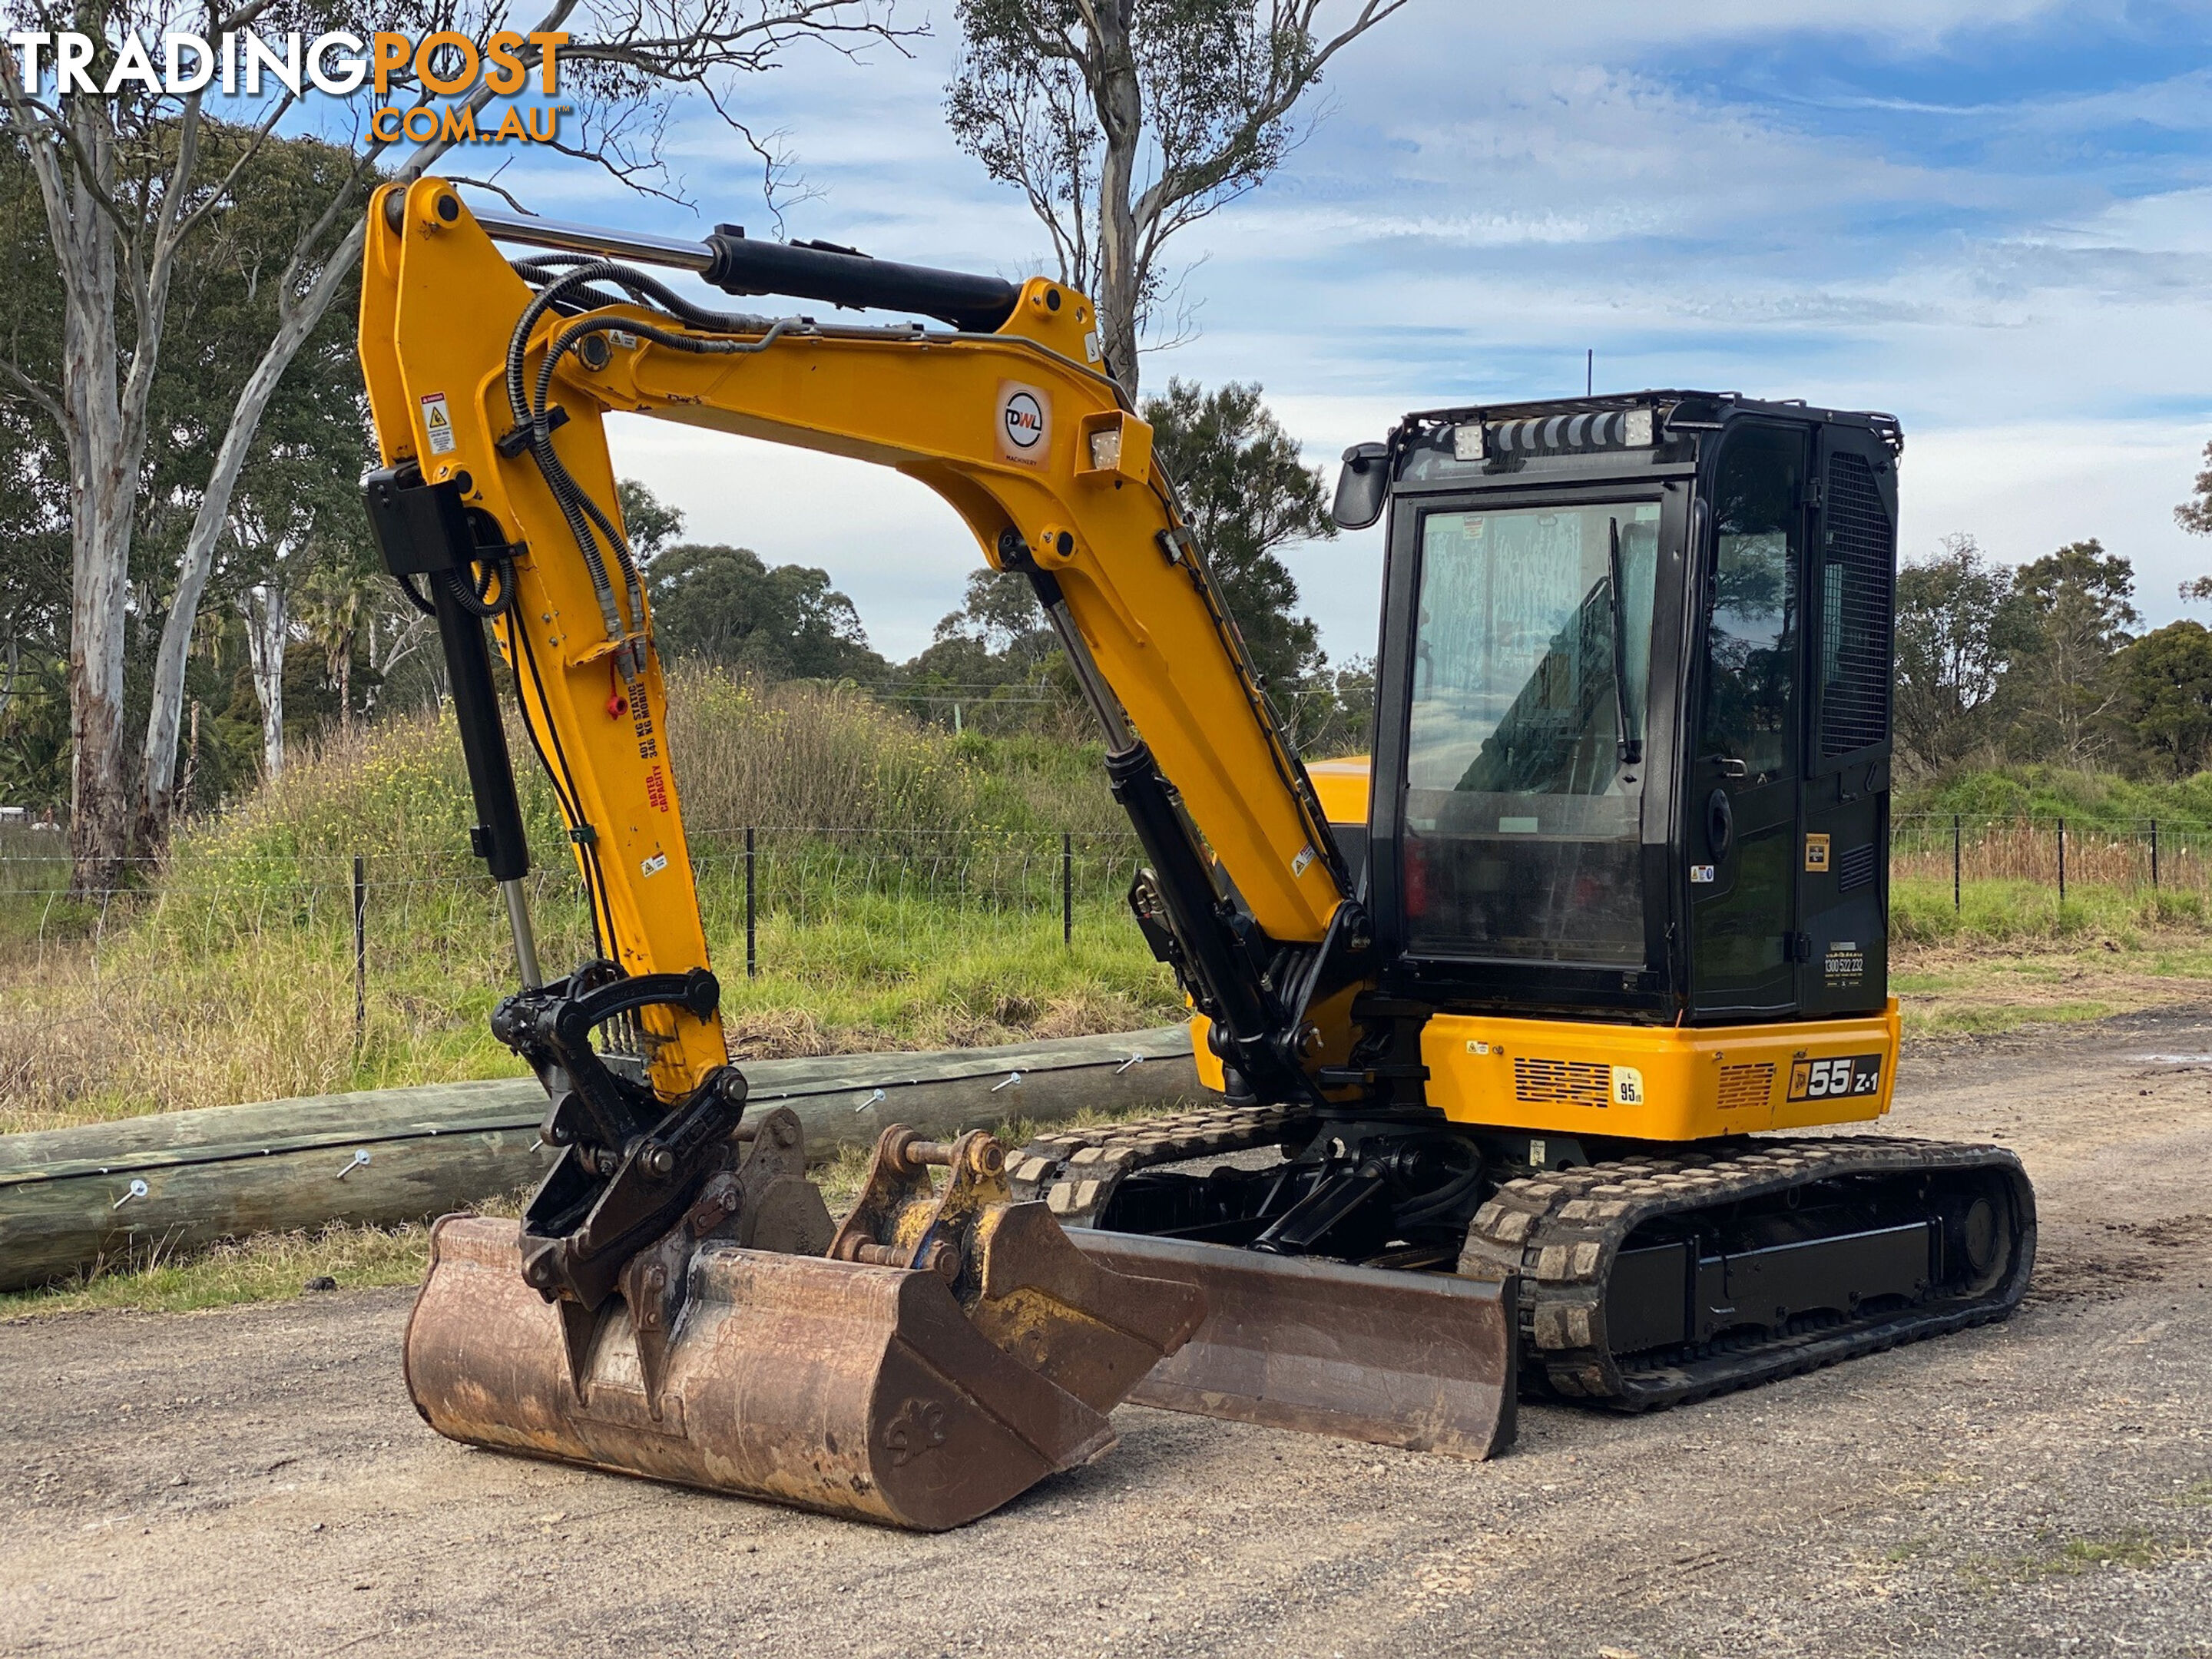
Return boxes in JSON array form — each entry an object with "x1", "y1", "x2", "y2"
[{"x1": 1586, "y1": 348, "x2": 1594, "y2": 397}]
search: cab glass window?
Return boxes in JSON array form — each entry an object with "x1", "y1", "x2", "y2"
[
  {"x1": 1700, "y1": 428, "x2": 1803, "y2": 780},
  {"x1": 1401, "y1": 500, "x2": 1658, "y2": 965}
]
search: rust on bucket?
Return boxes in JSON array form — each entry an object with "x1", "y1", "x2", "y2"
[{"x1": 403, "y1": 1116, "x2": 1204, "y2": 1530}]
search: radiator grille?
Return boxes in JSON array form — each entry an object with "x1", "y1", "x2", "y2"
[
  {"x1": 1514, "y1": 1058, "x2": 1612, "y2": 1105},
  {"x1": 1717, "y1": 1062, "x2": 1775, "y2": 1112},
  {"x1": 1820, "y1": 451, "x2": 1894, "y2": 758},
  {"x1": 1838, "y1": 841, "x2": 1879, "y2": 893}
]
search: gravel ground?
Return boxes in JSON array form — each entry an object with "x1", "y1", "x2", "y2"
[{"x1": 4, "y1": 1008, "x2": 2210, "y2": 1658}]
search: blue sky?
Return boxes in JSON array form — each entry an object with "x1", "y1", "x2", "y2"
[{"x1": 463, "y1": 0, "x2": 2212, "y2": 664}]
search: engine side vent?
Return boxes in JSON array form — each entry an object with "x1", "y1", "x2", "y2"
[
  {"x1": 1838, "y1": 841, "x2": 1879, "y2": 893},
  {"x1": 1717, "y1": 1062, "x2": 1775, "y2": 1112},
  {"x1": 1820, "y1": 450, "x2": 1894, "y2": 760},
  {"x1": 1514, "y1": 1058, "x2": 1611, "y2": 1105}
]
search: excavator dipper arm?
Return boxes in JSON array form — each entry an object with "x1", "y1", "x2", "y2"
[
  {"x1": 356, "y1": 180, "x2": 1434, "y2": 1523},
  {"x1": 358, "y1": 181, "x2": 1359, "y2": 1137}
]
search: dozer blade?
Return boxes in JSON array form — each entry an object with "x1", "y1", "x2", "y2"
[
  {"x1": 404, "y1": 1121, "x2": 1204, "y2": 1530},
  {"x1": 1070, "y1": 1230, "x2": 1518, "y2": 1459}
]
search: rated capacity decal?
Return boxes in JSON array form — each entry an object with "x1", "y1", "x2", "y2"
[{"x1": 1787, "y1": 1053, "x2": 1883, "y2": 1101}]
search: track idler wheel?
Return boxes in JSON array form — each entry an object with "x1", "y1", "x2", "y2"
[{"x1": 404, "y1": 1115, "x2": 1204, "y2": 1530}]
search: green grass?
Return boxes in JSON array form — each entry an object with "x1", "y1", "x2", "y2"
[
  {"x1": 0, "y1": 1223, "x2": 439, "y2": 1319},
  {"x1": 0, "y1": 906, "x2": 1182, "y2": 1136},
  {"x1": 1967, "y1": 1530, "x2": 2168, "y2": 1587},
  {"x1": 1899, "y1": 763, "x2": 2212, "y2": 830},
  {"x1": 1891, "y1": 875, "x2": 2211, "y2": 947}
]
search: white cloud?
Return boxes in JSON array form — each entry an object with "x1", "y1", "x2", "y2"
[
  {"x1": 484, "y1": 3, "x2": 2210, "y2": 668},
  {"x1": 1905, "y1": 421, "x2": 2211, "y2": 624}
]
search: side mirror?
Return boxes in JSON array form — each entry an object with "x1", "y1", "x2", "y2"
[{"x1": 1331, "y1": 442, "x2": 1389, "y2": 531}]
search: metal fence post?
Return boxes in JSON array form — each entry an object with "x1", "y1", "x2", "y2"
[
  {"x1": 2057, "y1": 816, "x2": 2066, "y2": 904},
  {"x1": 1062, "y1": 832, "x2": 1074, "y2": 949},
  {"x1": 2151, "y1": 820, "x2": 2160, "y2": 890},
  {"x1": 1953, "y1": 813, "x2": 1962, "y2": 913},
  {"x1": 353, "y1": 853, "x2": 367, "y2": 1048},
  {"x1": 745, "y1": 826, "x2": 757, "y2": 979}
]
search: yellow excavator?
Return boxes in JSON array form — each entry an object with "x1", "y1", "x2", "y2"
[{"x1": 357, "y1": 179, "x2": 2035, "y2": 1530}]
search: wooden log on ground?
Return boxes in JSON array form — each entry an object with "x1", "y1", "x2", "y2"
[{"x1": 0, "y1": 1025, "x2": 1203, "y2": 1293}]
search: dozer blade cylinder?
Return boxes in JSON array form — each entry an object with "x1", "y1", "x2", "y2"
[
  {"x1": 406, "y1": 1216, "x2": 1189, "y2": 1530},
  {"x1": 1070, "y1": 1231, "x2": 1518, "y2": 1459}
]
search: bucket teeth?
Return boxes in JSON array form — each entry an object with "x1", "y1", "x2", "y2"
[{"x1": 405, "y1": 1120, "x2": 1204, "y2": 1530}]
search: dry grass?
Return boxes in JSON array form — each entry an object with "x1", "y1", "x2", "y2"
[
  {"x1": 0, "y1": 674, "x2": 1169, "y2": 1137},
  {"x1": 1893, "y1": 929, "x2": 2212, "y2": 1036}
]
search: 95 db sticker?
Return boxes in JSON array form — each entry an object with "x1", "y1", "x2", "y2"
[{"x1": 1788, "y1": 1053, "x2": 1883, "y2": 1101}]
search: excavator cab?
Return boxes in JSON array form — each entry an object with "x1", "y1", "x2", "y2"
[
  {"x1": 1353, "y1": 396, "x2": 1899, "y2": 1028},
  {"x1": 1053, "y1": 399, "x2": 2028, "y2": 1422}
]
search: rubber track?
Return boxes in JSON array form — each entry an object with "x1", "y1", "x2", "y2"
[
  {"x1": 1008, "y1": 1104, "x2": 1316, "y2": 1227},
  {"x1": 1456, "y1": 1134, "x2": 2038, "y2": 1412}
]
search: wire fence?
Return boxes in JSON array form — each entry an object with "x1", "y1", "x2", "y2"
[
  {"x1": 3, "y1": 813, "x2": 2210, "y2": 1044},
  {"x1": 0, "y1": 826, "x2": 1155, "y2": 995},
  {"x1": 1892, "y1": 814, "x2": 2212, "y2": 906}
]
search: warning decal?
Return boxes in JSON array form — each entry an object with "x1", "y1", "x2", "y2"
[{"x1": 419, "y1": 392, "x2": 457, "y2": 456}]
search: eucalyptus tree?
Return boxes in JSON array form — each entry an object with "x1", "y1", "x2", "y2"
[
  {"x1": 947, "y1": 0, "x2": 1412, "y2": 392},
  {"x1": 0, "y1": 0, "x2": 909, "y2": 889}
]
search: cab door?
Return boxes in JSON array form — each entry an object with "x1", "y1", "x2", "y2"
[
  {"x1": 1687, "y1": 423, "x2": 1809, "y2": 1020},
  {"x1": 1798, "y1": 427, "x2": 1897, "y2": 1017}
]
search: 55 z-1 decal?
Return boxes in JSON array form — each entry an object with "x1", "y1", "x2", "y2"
[{"x1": 1788, "y1": 1053, "x2": 1883, "y2": 1101}]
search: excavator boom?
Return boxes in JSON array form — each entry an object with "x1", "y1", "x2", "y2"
[{"x1": 356, "y1": 179, "x2": 1488, "y2": 1526}]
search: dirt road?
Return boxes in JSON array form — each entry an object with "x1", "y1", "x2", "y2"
[{"x1": 5, "y1": 1010, "x2": 2210, "y2": 1658}]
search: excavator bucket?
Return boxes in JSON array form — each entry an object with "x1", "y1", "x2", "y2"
[
  {"x1": 1071, "y1": 1231, "x2": 1518, "y2": 1459},
  {"x1": 403, "y1": 1116, "x2": 1204, "y2": 1530}
]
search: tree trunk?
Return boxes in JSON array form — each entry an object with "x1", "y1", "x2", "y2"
[
  {"x1": 135, "y1": 222, "x2": 366, "y2": 853},
  {"x1": 243, "y1": 582, "x2": 288, "y2": 780},
  {"x1": 58, "y1": 181, "x2": 134, "y2": 898},
  {"x1": 13, "y1": 83, "x2": 178, "y2": 896},
  {"x1": 1088, "y1": 15, "x2": 1147, "y2": 395},
  {"x1": 177, "y1": 700, "x2": 203, "y2": 818}
]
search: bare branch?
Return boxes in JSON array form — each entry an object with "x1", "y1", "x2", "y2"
[
  {"x1": 0, "y1": 354, "x2": 65, "y2": 427},
  {"x1": 166, "y1": 90, "x2": 297, "y2": 250},
  {"x1": 444, "y1": 170, "x2": 538, "y2": 216}
]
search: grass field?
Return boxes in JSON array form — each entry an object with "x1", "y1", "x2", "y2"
[
  {"x1": 6, "y1": 707, "x2": 2212, "y2": 1317},
  {"x1": 0, "y1": 675, "x2": 1184, "y2": 1136},
  {"x1": 8, "y1": 916, "x2": 2204, "y2": 1321}
]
